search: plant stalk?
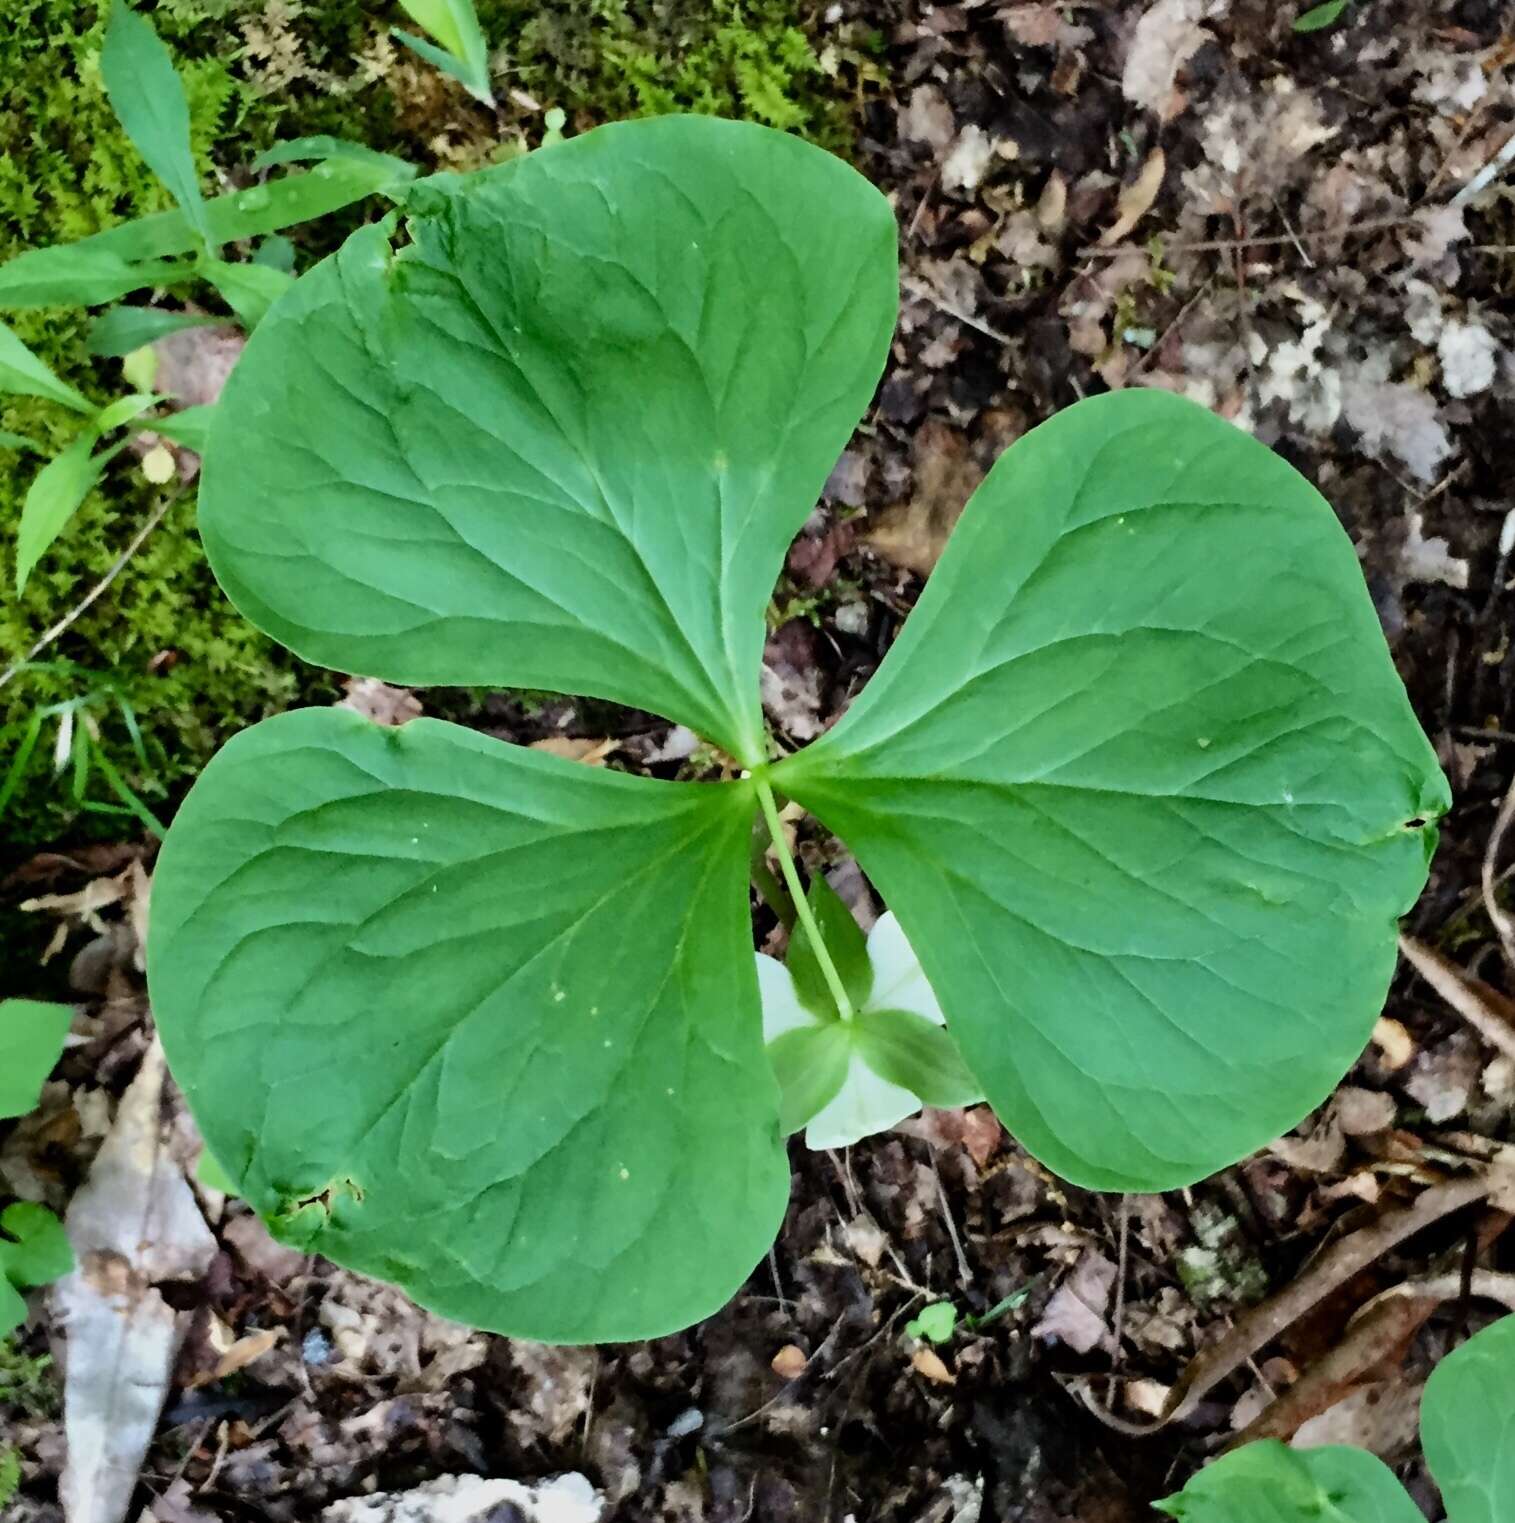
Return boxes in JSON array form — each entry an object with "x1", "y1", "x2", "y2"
[{"x1": 754, "y1": 774, "x2": 854, "y2": 1022}]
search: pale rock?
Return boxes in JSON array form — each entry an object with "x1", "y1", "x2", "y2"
[
  {"x1": 321, "y1": 1473, "x2": 603, "y2": 1523},
  {"x1": 1438, "y1": 319, "x2": 1500, "y2": 399},
  {"x1": 942, "y1": 126, "x2": 997, "y2": 193}
]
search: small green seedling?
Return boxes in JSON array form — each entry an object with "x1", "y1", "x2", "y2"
[
  {"x1": 1294, "y1": 0, "x2": 1351, "y2": 31},
  {"x1": 1158, "y1": 1314, "x2": 1515, "y2": 1522},
  {"x1": 147, "y1": 116, "x2": 1447, "y2": 1343},
  {"x1": 0, "y1": 1001, "x2": 75, "y2": 1338},
  {"x1": 392, "y1": 0, "x2": 495, "y2": 105},
  {"x1": 905, "y1": 1303, "x2": 958, "y2": 1345},
  {"x1": 0, "y1": 1205, "x2": 73, "y2": 1341}
]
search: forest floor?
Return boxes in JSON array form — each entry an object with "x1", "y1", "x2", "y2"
[{"x1": 3, "y1": 1, "x2": 1515, "y2": 1520}]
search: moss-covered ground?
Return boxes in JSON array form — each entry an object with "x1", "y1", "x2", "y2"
[{"x1": 0, "y1": 0, "x2": 879, "y2": 858}]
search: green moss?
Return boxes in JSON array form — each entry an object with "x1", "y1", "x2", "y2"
[
  {"x1": 488, "y1": 0, "x2": 879, "y2": 149},
  {"x1": 0, "y1": 0, "x2": 869, "y2": 853}
]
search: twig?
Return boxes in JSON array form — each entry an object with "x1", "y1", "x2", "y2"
[
  {"x1": 0, "y1": 488, "x2": 183, "y2": 694},
  {"x1": 931, "y1": 1156, "x2": 974, "y2": 1288},
  {"x1": 1399, "y1": 933, "x2": 1515, "y2": 1063},
  {"x1": 1107, "y1": 1194, "x2": 1131, "y2": 1412},
  {"x1": 1482, "y1": 780, "x2": 1515, "y2": 973},
  {"x1": 1451, "y1": 129, "x2": 1515, "y2": 208},
  {"x1": 1083, "y1": 215, "x2": 1415, "y2": 259},
  {"x1": 901, "y1": 275, "x2": 1013, "y2": 345},
  {"x1": 1071, "y1": 1170, "x2": 1495, "y2": 1436},
  {"x1": 1127, "y1": 278, "x2": 1214, "y2": 379}
]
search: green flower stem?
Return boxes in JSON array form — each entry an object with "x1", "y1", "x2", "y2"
[{"x1": 754, "y1": 773, "x2": 854, "y2": 1022}]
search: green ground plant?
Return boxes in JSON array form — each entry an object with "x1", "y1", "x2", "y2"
[
  {"x1": 1, "y1": 0, "x2": 859, "y2": 857},
  {"x1": 1159, "y1": 1314, "x2": 1515, "y2": 1522},
  {"x1": 147, "y1": 115, "x2": 1446, "y2": 1344}
]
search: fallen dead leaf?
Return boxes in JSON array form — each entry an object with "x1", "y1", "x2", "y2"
[
  {"x1": 1372, "y1": 1017, "x2": 1416, "y2": 1070},
  {"x1": 1033, "y1": 1250, "x2": 1116, "y2": 1354},
  {"x1": 771, "y1": 1343, "x2": 809, "y2": 1380},
  {"x1": 54, "y1": 1040, "x2": 216, "y2": 1523},
  {"x1": 321, "y1": 1472, "x2": 604, "y2": 1523},
  {"x1": 1099, "y1": 149, "x2": 1166, "y2": 246},
  {"x1": 866, "y1": 420, "x2": 983, "y2": 576},
  {"x1": 895, "y1": 1106, "x2": 1003, "y2": 1167},
  {"x1": 1122, "y1": 0, "x2": 1225, "y2": 121},
  {"x1": 529, "y1": 736, "x2": 619, "y2": 766},
  {"x1": 337, "y1": 677, "x2": 423, "y2": 727},
  {"x1": 911, "y1": 1346, "x2": 956, "y2": 1384}
]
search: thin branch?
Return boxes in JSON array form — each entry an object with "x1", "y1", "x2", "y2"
[{"x1": 0, "y1": 488, "x2": 184, "y2": 694}]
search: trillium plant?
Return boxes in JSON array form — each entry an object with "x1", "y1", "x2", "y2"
[{"x1": 147, "y1": 116, "x2": 1449, "y2": 1343}]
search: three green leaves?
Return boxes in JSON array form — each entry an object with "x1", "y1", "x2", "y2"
[{"x1": 147, "y1": 116, "x2": 1448, "y2": 1341}]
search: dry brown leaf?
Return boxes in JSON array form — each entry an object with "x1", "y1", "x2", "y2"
[
  {"x1": 866, "y1": 420, "x2": 982, "y2": 576},
  {"x1": 911, "y1": 1347, "x2": 955, "y2": 1384},
  {"x1": 771, "y1": 1344, "x2": 809, "y2": 1380},
  {"x1": 1099, "y1": 149, "x2": 1166, "y2": 246},
  {"x1": 895, "y1": 1106, "x2": 1003, "y2": 1167},
  {"x1": 54, "y1": 1041, "x2": 217, "y2": 1523},
  {"x1": 1122, "y1": 0, "x2": 1223, "y2": 120},
  {"x1": 337, "y1": 677, "x2": 422, "y2": 727},
  {"x1": 1372, "y1": 1016, "x2": 1415, "y2": 1070},
  {"x1": 528, "y1": 736, "x2": 619, "y2": 766},
  {"x1": 1033, "y1": 1250, "x2": 1117, "y2": 1354}
]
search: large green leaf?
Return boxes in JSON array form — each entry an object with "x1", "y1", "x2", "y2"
[
  {"x1": 147, "y1": 707, "x2": 787, "y2": 1340},
  {"x1": 1422, "y1": 1315, "x2": 1515, "y2": 1523},
  {"x1": 1154, "y1": 1441, "x2": 1423, "y2": 1522},
  {"x1": 0, "y1": 1000, "x2": 73, "y2": 1119},
  {"x1": 775, "y1": 390, "x2": 1448, "y2": 1191},
  {"x1": 194, "y1": 116, "x2": 897, "y2": 767}
]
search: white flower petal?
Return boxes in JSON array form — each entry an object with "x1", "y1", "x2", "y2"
[
  {"x1": 864, "y1": 912, "x2": 944, "y2": 1025},
  {"x1": 804, "y1": 1055, "x2": 922, "y2": 1149},
  {"x1": 755, "y1": 953, "x2": 819, "y2": 1041}
]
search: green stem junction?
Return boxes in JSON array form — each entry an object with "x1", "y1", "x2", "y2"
[{"x1": 754, "y1": 773, "x2": 855, "y2": 1022}]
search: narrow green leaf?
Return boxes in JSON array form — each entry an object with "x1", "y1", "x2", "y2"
[
  {"x1": 1294, "y1": 0, "x2": 1350, "y2": 31},
  {"x1": 0, "y1": 1203, "x2": 74, "y2": 1288},
  {"x1": 0, "y1": 999, "x2": 72, "y2": 1118},
  {"x1": 1421, "y1": 1315, "x2": 1515, "y2": 1523},
  {"x1": 148, "y1": 707, "x2": 786, "y2": 1340},
  {"x1": 0, "y1": 431, "x2": 43, "y2": 455},
  {"x1": 0, "y1": 319, "x2": 93, "y2": 414},
  {"x1": 0, "y1": 162, "x2": 399, "y2": 312},
  {"x1": 93, "y1": 392, "x2": 159, "y2": 433},
  {"x1": 196, "y1": 118, "x2": 897, "y2": 767},
  {"x1": 87, "y1": 305, "x2": 221, "y2": 357},
  {"x1": 252, "y1": 136, "x2": 418, "y2": 183},
  {"x1": 853, "y1": 1008, "x2": 982, "y2": 1109},
  {"x1": 775, "y1": 389, "x2": 1448, "y2": 1192},
  {"x1": 393, "y1": 0, "x2": 493, "y2": 103},
  {"x1": 766, "y1": 1023, "x2": 851, "y2": 1134},
  {"x1": 787, "y1": 875, "x2": 872, "y2": 1018},
  {"x1": 16, "y1": 435, "x2": 101, "y2": 593},
  {"x1": 150, "y1": 404, "x2": 216, "y2": 453},
  {"x1": 101, "y1": 1, "x2": 213, "y2": 251},
  {"x1": 1154, "y1": 1440, "x2": 1421, "y2": 1522},
  {"x1": 199, "y1": 259, "x2": 295, "y2": 331}
]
